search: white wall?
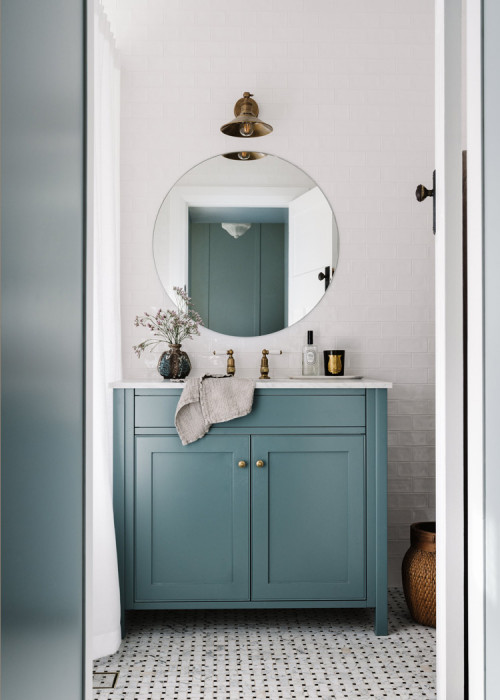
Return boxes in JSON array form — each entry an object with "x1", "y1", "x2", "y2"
[{"x1": 102, "y1": 0, "x2": 435, "y2": 587}]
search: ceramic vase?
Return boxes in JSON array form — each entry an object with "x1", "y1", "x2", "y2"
[
  {"x1": 157, "y1": 344, "x2": 191, "y2": 380},
  {"x1": 402, "y1": 521, "x2": 436, "y2": 627}
]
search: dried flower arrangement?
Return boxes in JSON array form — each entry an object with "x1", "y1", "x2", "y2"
[{"x1": 133, "y1": 287, "x2": 203, "y2": 357}]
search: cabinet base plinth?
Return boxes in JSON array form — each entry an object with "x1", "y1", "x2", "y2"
[{"x1": 123, "y1": 598, "x2": 389, "y2": 637}]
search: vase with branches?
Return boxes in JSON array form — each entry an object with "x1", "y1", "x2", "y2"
[{"x1": 133, "y1": 287, "x2": 203, "y2": 379}]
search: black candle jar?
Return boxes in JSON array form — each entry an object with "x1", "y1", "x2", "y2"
[{"x1": 323, "y1": 350, "x2": 345, "y2": 376}]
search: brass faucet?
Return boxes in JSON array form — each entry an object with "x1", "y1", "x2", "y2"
[
  {"x1": 212, "y1": 349, "x2": 235, "y2": 375},
  {"x1": 259, "y1": 350, "x2": 270, "y2": 379},
  {"x1": 226, "y1": 349, "x2": 235, "y2": 376},
  {"x1": 259, "y1": 349, "x2": 283, "y2": 379}
]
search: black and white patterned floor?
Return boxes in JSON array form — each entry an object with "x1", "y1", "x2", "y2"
[{"x1": 93, "y1": 589, "x2": 435, "y2": 699}]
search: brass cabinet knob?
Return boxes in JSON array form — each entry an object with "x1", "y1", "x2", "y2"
[
  {"x1": 256, "y1": 460, "x2": 265, "y2": 468},
  {"x1": 238, "y1": 460, "x2": 247, "y2": 468}
]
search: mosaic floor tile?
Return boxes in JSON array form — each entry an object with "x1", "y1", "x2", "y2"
[{"x1": 93, "y1": 589, "x2": 435, "y2": 699}]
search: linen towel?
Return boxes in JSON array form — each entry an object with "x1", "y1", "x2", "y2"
[{"x1": 175, "y1": 375, "x2": 256, "y2": 445}]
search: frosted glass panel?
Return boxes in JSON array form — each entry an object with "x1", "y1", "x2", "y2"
[{"x1": 1, "y1": 0, "x2": 85, "y2": 698}]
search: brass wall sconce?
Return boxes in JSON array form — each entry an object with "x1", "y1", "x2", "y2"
[{"x1": 220, "y1": 92, "x2": 273, "y2": 138}]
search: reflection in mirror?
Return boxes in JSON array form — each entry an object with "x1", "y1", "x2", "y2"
[{"x1": 153, "y1": 154, "x2": 339, "y2": 337}]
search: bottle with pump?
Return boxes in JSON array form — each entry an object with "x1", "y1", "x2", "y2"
[{"x1": 302, "y1": 330, "x2": 320, "y2": 376}]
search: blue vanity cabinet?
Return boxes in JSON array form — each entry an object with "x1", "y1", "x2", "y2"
[
  {"x1": 251, "y1": 435, "x2": 366, "y2": 601},
  {"x1": 135, "y1": 435, "x2": 250, "y2": 603},
  {"x1": 114, "y1": 386, "x2": 388, "y2": 635}
]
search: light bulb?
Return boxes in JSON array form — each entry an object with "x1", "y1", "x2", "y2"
[
  {"x1": 238, "y1": 151, "x2": 251, "y2": 160},
  {"x1": 239, "y1": 121, "x2": 254, "y2": 137}
]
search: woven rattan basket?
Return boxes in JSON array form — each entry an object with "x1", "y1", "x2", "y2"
[{"x1": 402, "y1": 521, "x2": 436, "y2": 627}]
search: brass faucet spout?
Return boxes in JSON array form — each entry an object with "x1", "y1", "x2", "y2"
[
  {"x1": 260, "y1": 350, "x2": 270, "y2": 379},
  {"x1": 259, "y1": 349, "x2": 283, "y2": 379},
  {"x1": 226, "y1": 349, "x2": 235, "y2": 376}
]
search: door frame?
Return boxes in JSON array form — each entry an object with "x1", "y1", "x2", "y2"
[
  {"x1": 435, "y1": 1, "x2": 466, "y2": 697},
  {"x1": 466, "y1": 0, "x2": 500, "y2": 696},
  {"x1": 465, "y1": 0, "x2": 484, "y2": 696},
  {"x1": 84, "y1": 2, "x2": 474, "y2": 698},
  {"x1": 157, "y1": 184, "x2": 307, "y2": 294}
]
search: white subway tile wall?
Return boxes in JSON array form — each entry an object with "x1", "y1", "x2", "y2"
[{"x1": 103, "y1": 0, "x2": 435, "y2": 586}]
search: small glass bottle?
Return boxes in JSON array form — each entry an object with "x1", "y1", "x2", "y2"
[{"x1": 302, "y1": 330, "x2": 320, "y2": 376}]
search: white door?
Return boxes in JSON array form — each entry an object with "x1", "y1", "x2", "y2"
[{"x1": 288, "y1": 186, "x2": 334, "y2": 325}]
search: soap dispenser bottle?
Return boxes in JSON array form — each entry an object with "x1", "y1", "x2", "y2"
[{"x1": 302, "y1": 330, "x2": 320, "y2": 376}]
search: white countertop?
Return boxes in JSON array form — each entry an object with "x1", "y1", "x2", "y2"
[{"x1": 111, "y1": 377, "x2": 392, "y2": 389}]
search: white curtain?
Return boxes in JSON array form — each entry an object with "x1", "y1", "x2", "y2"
[{"x1": 92, "y1": 2, "x2": 122, "y2": 660}]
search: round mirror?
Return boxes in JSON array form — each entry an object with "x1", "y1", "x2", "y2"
[{"x1": 153, "y1": 154, "x2": 339, "y2": 337}]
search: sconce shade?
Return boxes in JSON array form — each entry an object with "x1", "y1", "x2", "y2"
[
  {"x1": 220, "y1": 92, "x2": 273, "y2": 138},
  {"x1": 222, "y1": 151, "x2": 267, "y2": 161},
  {"x1": 221, "y1": 223, "x2": 251, "y2": 239}
]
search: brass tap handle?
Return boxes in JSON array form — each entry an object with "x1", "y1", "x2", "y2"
[
  {"x1": 214, "y1": 349, "x2": 236, "y2": 375},
  {"x1": 256, "y1": 460, "x2": 265, "y2": 468},
  {"x1": 238, "y1": 460, "x2": 247, "y2": 468},
  {"x1": 259, "y1": 349, "x2": 270, "y2": 379},
  {"x1": 227, "y1": 349, "x2": 235, "y2": 376}
]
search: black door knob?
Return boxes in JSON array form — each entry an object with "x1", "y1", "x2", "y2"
[
  {"x1": 318, "y1": 265, "x2": 331, "y2": 291},
  {"x1": 415, "y1": 170, "x2": 436, "y2": 234},
  {"x1": 415, "y1": 184, "x2": 434, "y2": 202}
]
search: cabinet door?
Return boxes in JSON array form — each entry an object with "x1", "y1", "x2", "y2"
[
  {"x1": 252, "y1": 435, "x2": 366, "y2": 600},
  {"x1": 135, "y1": 435, "x2": 250, "y2": 602}
]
